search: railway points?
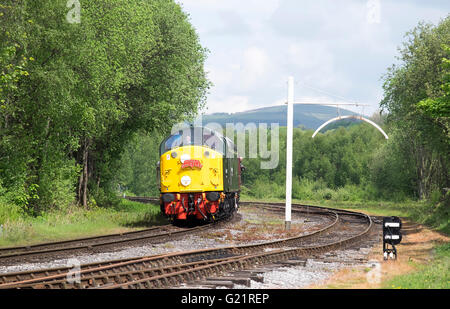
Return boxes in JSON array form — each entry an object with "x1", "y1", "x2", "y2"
[{"x1": 0, "y1": 200, "x2": 380, "y2": 289}]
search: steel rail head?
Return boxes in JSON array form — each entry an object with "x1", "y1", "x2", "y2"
[
  {"x1": 94, "y1": 210, "x2": 373, "y2": 289},
  {"x1": 0, "y1": 223, "x2": 211, "y2": 263},
  {"x1": 0, "y1": 200, "x2": 374, "y2": 289}
]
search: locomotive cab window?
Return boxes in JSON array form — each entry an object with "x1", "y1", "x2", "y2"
[
  {"x1": 160, "y1": 132, "x2": 183, "y2": 155},
  {"x1": 202, "y1": 128, "x2": 225, "y2": 154},
  {"x1": 159, "y1": 127, "x2": 226, "y2": 155}
]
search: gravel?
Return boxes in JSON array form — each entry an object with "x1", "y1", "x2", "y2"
[
  {"x1": 0, "y1": 206, "x2": 380, "y2": 289},
  {"x1": 233, "y1": 248, "x2": 375, "y2": 289},
  {"x1": 241, "y1": 260, "x2": 342, "y2": 289},
  {"x1": 0, "y1": 206, "x2": 321, "y2": 274}
]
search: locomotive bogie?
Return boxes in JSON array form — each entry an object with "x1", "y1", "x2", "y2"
[
  {"x1": 160, "y1": 191, "x2": 239, "y2": 222},
  {"x1": 161, "y1": 192, "x2": 220, "y2": 221}
]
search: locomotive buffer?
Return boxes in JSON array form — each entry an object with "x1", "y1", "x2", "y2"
[{"x1": 383, "y1": 217, "x2": 402, "y2": 260}]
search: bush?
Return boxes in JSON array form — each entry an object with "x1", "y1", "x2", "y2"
[
  {"x1": 321, "y1": 188, "x2": 334, "y2": 200},
  {"x1": 408, "y1": 191, "x2": 450, "y2": 234},
  {"x1": 335, "y1": 186, "x2": 351, "y2": 201},
  {"x1": 292, "y1": 178, "x2": 328, "y2": 200},
  {"x1": 0, "y1": 182, "x2": 26, "y2": 225},
  {"x1": 35, "y1": 157, "x2": 79, "y2": 212},
  {"x1": 247, "y1": 179, "x2": 285, "y2": 199},
  {"x1": 292, "y1": 178, "x2": 315, "y2": 200}
]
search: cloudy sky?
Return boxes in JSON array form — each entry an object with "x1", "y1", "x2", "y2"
[{"x1": 177, "y1": 0, "x2": 449, "y2": 116}]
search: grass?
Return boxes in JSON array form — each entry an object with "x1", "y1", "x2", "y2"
[
  {"x1": 241, "y1": 195, "x2": 449, "y2": 289},
  {"x1": 0, "y1": 199, "x2": 165, "y2": 248},
  {"x1": 0, "y1": 191, "x2": 447, "y2": 289},
  {"x1": 241, "y1": 195, "x2": 448, "y2": 234},
  {"x1": 383, "y1": 242, "x2": 450, "y2": 289},
  {"x1": 242, "y1": 195, "x2": 416, "y2": 216}
]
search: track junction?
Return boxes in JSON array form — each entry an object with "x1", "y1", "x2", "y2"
[{"x1": 0, "y1": 198, "x2": 381, "y2": 289}]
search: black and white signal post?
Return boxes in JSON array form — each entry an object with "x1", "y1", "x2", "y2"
[{"x1": 383, "y1": 216, "x2": 402, "y2": 260}]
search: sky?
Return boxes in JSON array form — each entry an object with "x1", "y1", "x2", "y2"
[{"x1": 177, "y1": 0, "x2": 449, "y2": 116}]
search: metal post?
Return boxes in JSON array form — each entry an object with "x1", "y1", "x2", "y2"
[{"x1": 285, "y1": 76, "x2": 294, "y2": 230}]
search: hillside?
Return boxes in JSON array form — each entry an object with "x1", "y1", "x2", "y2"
[{"x1": 201, "y1": 104, "x2": 360, "y2": 130}]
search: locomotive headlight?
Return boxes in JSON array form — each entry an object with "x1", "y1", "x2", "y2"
[
  {"x1": 181, "y1": 175, "x2": 191, "y2": 187},
  {"x1": 180, "y1": 154, "x2": 191, "y2": 163},
  {"x1": 171, "y1": 152, "x2": 178, "y2": 158},
  {"x1": 204, "y1": 151, "x2": 210, "y2": 158}
]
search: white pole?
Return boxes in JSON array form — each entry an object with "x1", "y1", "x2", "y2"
[{"x1": 285, "y1": 76, "x2": 294, "y2": 230}]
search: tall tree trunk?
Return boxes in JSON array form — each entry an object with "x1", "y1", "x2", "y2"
[
  {"x1": 78, "y1": 138, "x2": 90, "y2": 208},
  {"x1": 417, "y1": 145, "x2": 425, "y2": 200},
  {"x1": 414, "y1": 142, "x2": 440, "y2": 200}
]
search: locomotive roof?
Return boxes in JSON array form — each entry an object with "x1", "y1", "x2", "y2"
[{"x1": 160, "y1": 126, "x2": 237, "y2": 155}]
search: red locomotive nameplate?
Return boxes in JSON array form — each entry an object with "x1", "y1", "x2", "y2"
[{"x1": 181, "y1": 160, "x2": 203, "y2": 169}]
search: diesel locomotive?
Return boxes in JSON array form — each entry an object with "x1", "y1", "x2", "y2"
[{"x1": 158, "y1": 126, "x2": 242, "y2": 223}]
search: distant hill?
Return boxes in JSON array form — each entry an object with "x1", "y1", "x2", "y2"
[{"x1": 201, "y1": 104, "x2": 361, "y2": 130}]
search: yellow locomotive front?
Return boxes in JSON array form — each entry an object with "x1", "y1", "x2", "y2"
[{"x1": 158, "y1": 127, "x2": 241, "y2": 222}]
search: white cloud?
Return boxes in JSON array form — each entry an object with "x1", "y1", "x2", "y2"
[
  {"x1": 205, "y1": 96, "x2": 252, "y2": 114},
  {"x1": 206, "y1": 66, "x2": 233, "y2": 87},
  {"x1": 177, "y1": 0, "x2": 449, "y2": 116},
  {"x1": 241, "y1": 47, "x2": 270, "y2": 88},
  {"x1": 178, "y1": 0, "x2": 280, "y2": 17},
  {"x1": 287, "y1": 42, "x2": 337, "y2": 87}
]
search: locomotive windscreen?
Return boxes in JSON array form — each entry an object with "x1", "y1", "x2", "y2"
[{"x1": 159, "y1": 127, "x2": 229, "y2": 155}]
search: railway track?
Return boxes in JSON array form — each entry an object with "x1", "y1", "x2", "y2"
[
  {"x1": 0, "y1": 201, "x2": 376, "y2": 289},
  {"x1": 0, "y1": 223, "x2": 212, "y2": 265}
]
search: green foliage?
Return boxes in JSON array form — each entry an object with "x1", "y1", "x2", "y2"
[
  {"x1": 0, "y1": 199, "x2": 164, "y2": 247},
  {"x1": 0, "y1": 0, "x2": 209, "y2": 213},
  {"x1": 369, "y1": 129, "x2": 417, "y2": 200},
  {"x1": 292, "y1": 126, "x2": 382, "y2": 188},
  {"x1": 1, "y1": 1, "x2": 447, "y2": 243},
  {"x1": 115, "y1": 132, "x2": 163, "y2": 197},
  {"x1": 381, "y1": 17, "x2": 450, "y2": 199},
  {"x1": 407, "y1": 190, "x2": 450, "y2": 234},
  {"x1": 251, "y1": 179, "x2": 285, "y2": 199},
  {"x1": 384, "y1": 243, "x2": 450, "y2": 289},
  {"x1": 0, "y1": 182, "x2": 25, "y2": 224},
  {"x1": 239, "y1": 123, "x2": 394, "y2": 202},
  {"x1": 417, "y1": 44, "x2": 450, "y2": 119}
]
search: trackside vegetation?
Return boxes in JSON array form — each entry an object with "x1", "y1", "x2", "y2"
[
  {"x1": 117, "y1": 17, "x2": 449, "y2": 237},
  {"x1": 384, "y1": 243, "x2": 450, "y2": 289},
  {"x1": 0, "y1": 0, "x2": 209, "y2": 215},
  {"x1": 0, "y1": 3, "x2": 448, "y2": 290},
  {"x1": 0, "y1": 199, "x2": 163, "y2": 247}
]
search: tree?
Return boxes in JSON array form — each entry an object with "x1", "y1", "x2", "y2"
[
  {"x1": 0, "y1": 0, "x2": 209, "y2": 212},
  {"x1": 417, "y1": 44, "x2": 450, "y2": 122},
  {"x1": 115, "y1": 132, "x2": 162, "y2": 197},
  {"x1": 381, "y1": 17, "x2": 450, "y2": 199}
]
